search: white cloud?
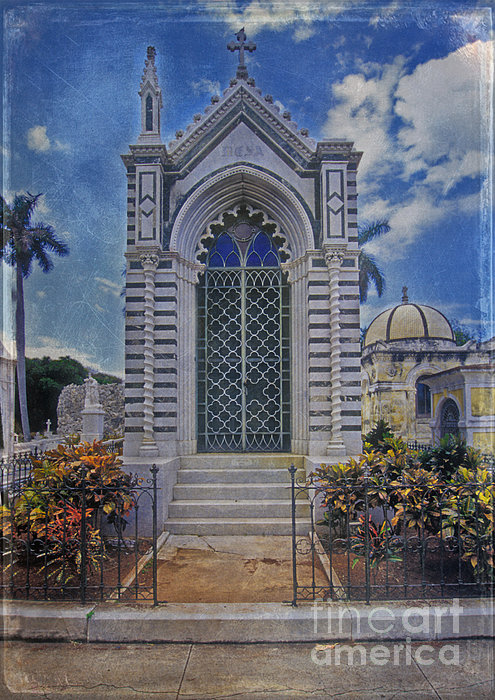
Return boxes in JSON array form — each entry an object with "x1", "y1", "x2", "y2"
[
  {"x1": 213, "y1": 1, "x2": 360, "y2": 39},
  {"x1": 395, "y1": 41, "x2": 492, "y2": 177},
  {"x1": 322, "y1": 55, "x2": 406, "y2": 182},
  {"x1": 34, "y1": 193, "x2": 50, "y2": 216},
  {"x1": 27, "y1": 337, "x2": 94, "y2": 367},
  {"x1": 27, "y1": 125, "x2": 69, "y2": 153},
  {"x1": 293, "y1": 24, "x2": 316, "y2": 42},
  {"x1": 95, "y1": 276, "x2": 121, "y2": 297},
  {"x1": 365, "y1": 191, "x2": 446, "y2": 261},
  {"x1": 27, "y1": 125, "x2": 50, "y2": 152},
  {"x1": 191, "y1": 78, "x2": 221, "y2": 96},
  {"x1": 322, "y1": 40, "x2": 492, "y2": 260}
]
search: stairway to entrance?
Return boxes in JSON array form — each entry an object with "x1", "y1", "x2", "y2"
[{"x1": 165, "y1": 455, "x2": 311, "y2": 536}]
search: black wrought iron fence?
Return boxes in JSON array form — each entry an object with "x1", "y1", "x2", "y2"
[
  {"x1": 0, "y1": 465, "x2": 159, "y2": 604},
  {"x1": 289, "y1": 464, "x2": 494, "y2": 605},
  {"x1": 406, "y1": 440, "x2": 432, "y2": 452},
  {"x1": 0, "y1": 449, "x2": 40, "y2": 498}
]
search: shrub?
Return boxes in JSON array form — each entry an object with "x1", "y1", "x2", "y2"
[
  {"x1": 350, "y1": 516, "x2": 402, "y2": 571},
  {"x1": 312, "y1": 443, "x2": 494, "y2": 584},
  {"x1": 0, "y1": 441, "x2": 133, "y2": 583},
  {"x1": 419, "y1": 434, "x2": 481, "y2": 480},
  {"x1": 363, "y1": 420, "x2": 394, "y2": 450},
  {"x1": 442, "y1": 466, "x2": 494, "y2": 581}
]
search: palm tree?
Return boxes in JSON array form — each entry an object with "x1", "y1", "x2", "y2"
[
  {"x1": 0, "y1": 193, "x2": 69, "y2": 441},
  {"x1": 358, "y1": 220, "x2": 390, "y2": 303}
]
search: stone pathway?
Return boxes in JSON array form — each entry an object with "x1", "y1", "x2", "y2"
[{"x1": 155, "y1": 535, "x2": 328, "y2": 603}]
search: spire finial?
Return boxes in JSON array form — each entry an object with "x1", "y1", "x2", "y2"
[
  {"x1": 401, "y1": 286, "x2": 409, "y2": 304},
  {"x1": 138, "y1": 46, "x2": 162, "y2": 144},
  {"x1": 227, "y1": 28, "x2": 256, "y2": 80}
]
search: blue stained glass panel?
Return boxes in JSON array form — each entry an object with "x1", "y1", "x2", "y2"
[
  {"x1": 225, "y1": 251, "x2": 241, "y2": 267},
  {"x1": 246, "y1": 251, "x2": 262, "y2": 266},
  {"x1": 215, "y1": 233, "x2": 235, "y2": 258},
  {"x1": 208, "y1": 252, "x2": 224, "y2": 267},
  {"x1": 208, "y1": 229, "x2": 280, "y2": 268},
  {"x1": 263, "y1": 252, "x2": 279, "y2": 267},
  {"x1": 253, "y1": 232, "x2": 271, "y2": 257}
]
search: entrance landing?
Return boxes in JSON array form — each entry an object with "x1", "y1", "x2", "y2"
[{"x1": 156, "y1": 535, "x2": 328, "y2": 603}]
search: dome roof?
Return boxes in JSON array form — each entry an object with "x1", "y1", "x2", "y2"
[{"x1": 364, "y1": 289, "x2": 455, "y2": 347}]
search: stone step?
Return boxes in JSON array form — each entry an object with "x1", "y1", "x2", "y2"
[
  {"x1": 166, "y1": 518, "x2": 311, "y2": 536},
  {"x1": 177, "y1": 468, "x2": 300, "y2": 484},
  {"x1": 173, "y1": 483, "x2": 305, "y2": 500},
  {"x1": 167, "y1": 499, "x2": 309, "y2": 520},
  {"x1": 179, "y1": 455, "x2": 303, "y2": 470}
]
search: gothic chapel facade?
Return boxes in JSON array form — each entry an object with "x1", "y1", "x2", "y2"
[{"x1": 122, "y1": 40, "x2": 362, "y2": 530}]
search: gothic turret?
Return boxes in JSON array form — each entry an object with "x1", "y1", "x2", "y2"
[{"x1": 138, "y1": 46, "x2": 162, "y2": 144}]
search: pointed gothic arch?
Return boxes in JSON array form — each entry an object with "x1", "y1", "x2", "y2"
[{"x1": 169, "y1": 164, "x2": 315, "y2": 261}]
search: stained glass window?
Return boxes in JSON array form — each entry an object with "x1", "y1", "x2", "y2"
[{"x1": 207, "y1": 228, "x2": 280, "y2": 268}]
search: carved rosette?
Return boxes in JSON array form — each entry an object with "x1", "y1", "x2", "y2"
[
  {"x1": 140, "y1": 253, "x2": 159, "y2": 452},
  {"x1": 325, "y1": 248, "x2": 346, "y2": 453}
]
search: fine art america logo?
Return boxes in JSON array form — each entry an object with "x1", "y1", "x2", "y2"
[{"x1": 311, "y1": 600, "x2": 462, "y2": 667}]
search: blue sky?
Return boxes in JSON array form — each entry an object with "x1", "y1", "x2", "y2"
[{"x1": 1, "y1": 0, "x2": 493, "y2": 375}]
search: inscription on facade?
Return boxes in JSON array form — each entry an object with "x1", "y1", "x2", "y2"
[{"x1": 222, "y1": 143, "x2": 264, "y2": 158}]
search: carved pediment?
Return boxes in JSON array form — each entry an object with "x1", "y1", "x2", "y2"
[{"x1": 167, "y1": 82, "x2": 316, "y2": 169}]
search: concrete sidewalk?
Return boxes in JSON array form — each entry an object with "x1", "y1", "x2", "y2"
[
  {"x1": 2, "y1": 639, "x2": 494, "y2": 698},
  {"x1": 3, "y1": 597, "x2": 493, "y2": 644}
]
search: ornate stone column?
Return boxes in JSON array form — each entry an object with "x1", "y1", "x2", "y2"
[
  {"x1": 140, "y1": 252, "x2": 159, "y2": 456},
  {"x1": 325, "y1": 248, "x2": 346, "y2": 457}
]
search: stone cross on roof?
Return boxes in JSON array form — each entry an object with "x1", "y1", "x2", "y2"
[
  {"x1": 402, "y1": 286, "x2": 409, "y2": 304},
  {"x1": 227, "y1": 28, "x2": 256, "y2": 80}
]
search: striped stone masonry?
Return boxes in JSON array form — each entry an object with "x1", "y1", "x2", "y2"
[
  {"x1": 124, "y1": 253, "x2": 179, "y2": 457},
  {"x1": 307, "y1": 256, "x2": 332, "y2": 452}
]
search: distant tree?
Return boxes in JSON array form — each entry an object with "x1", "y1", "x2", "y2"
[
  {"x1": 21, "y1": 356, "x2": 87, "y2": 433},
  {"x1": 358, "y1": 220, "x2": 390, "y2": 303},
  {"x1": 17, "y1": 356, "x2": 121, "y2": 433},
  {"x1": 92, "y1": 372, "x2": 121, "y2": 384},
  {"x1": 0, "y1": 193, "x2": 69, "y2": 440},
  {"x1": 360, "y1": 325, "x2": 369, "y2": 350},
  {"x1": 449, "y1": 318, "x2": 480, "y2": 346}
]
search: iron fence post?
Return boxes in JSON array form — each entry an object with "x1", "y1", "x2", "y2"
[
  {"x1": 364, "y1": 474, "x2": 370, "y2": 604},
  {"x1": 289, "y1": 464, "x2": 298, "y2": 606},
  {"x1": 80, "y1": 467, "x2": 87, "y2": 605},
  {"x1": 151, "y1": 464, "x2": 159, "y2": 606}
]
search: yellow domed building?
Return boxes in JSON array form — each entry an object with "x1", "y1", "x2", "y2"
[{"x1": 362, "y1": 288, "x2": 495, "y2": 450}]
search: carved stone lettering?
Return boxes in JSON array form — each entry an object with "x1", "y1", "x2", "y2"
[{"x1": 222, "y1": 143, "x2": 264, "y2": 158}]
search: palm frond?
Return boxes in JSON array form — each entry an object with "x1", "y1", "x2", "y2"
[
  {"x1": 358, "y1": 220, "x2": 390, "y2": 246},
  {"x1": 0, "y1": 193, "x2": 69, "y2": 276},
  {"x1": 359, "y1": 251, "x2": 385, "y2": 302}
]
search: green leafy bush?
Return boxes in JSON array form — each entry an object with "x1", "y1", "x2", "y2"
[
  {"x1": 313, "y1": 441, "x2": 494, "y2": 582},
  {"x1": 363, "y1": 420, "x2": 394, "y2": 450},
  {"x1": 0, "y1": 441, "x2": 133, "y2": 583},
  {"x1": 419, "y1": 434, "x2": 481, "y2": 480}
]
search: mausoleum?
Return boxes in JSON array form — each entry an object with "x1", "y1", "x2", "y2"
[
  {"x1": 121, "y1": 38, "x2": 362, "y2": 533},
  {"x1": 362, "y1": 288, "x2": 495, "y2": 449}
]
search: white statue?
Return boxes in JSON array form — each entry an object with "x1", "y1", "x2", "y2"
[{"x1": 84, "y1": 375, "x2": 100, "y2": 408}]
